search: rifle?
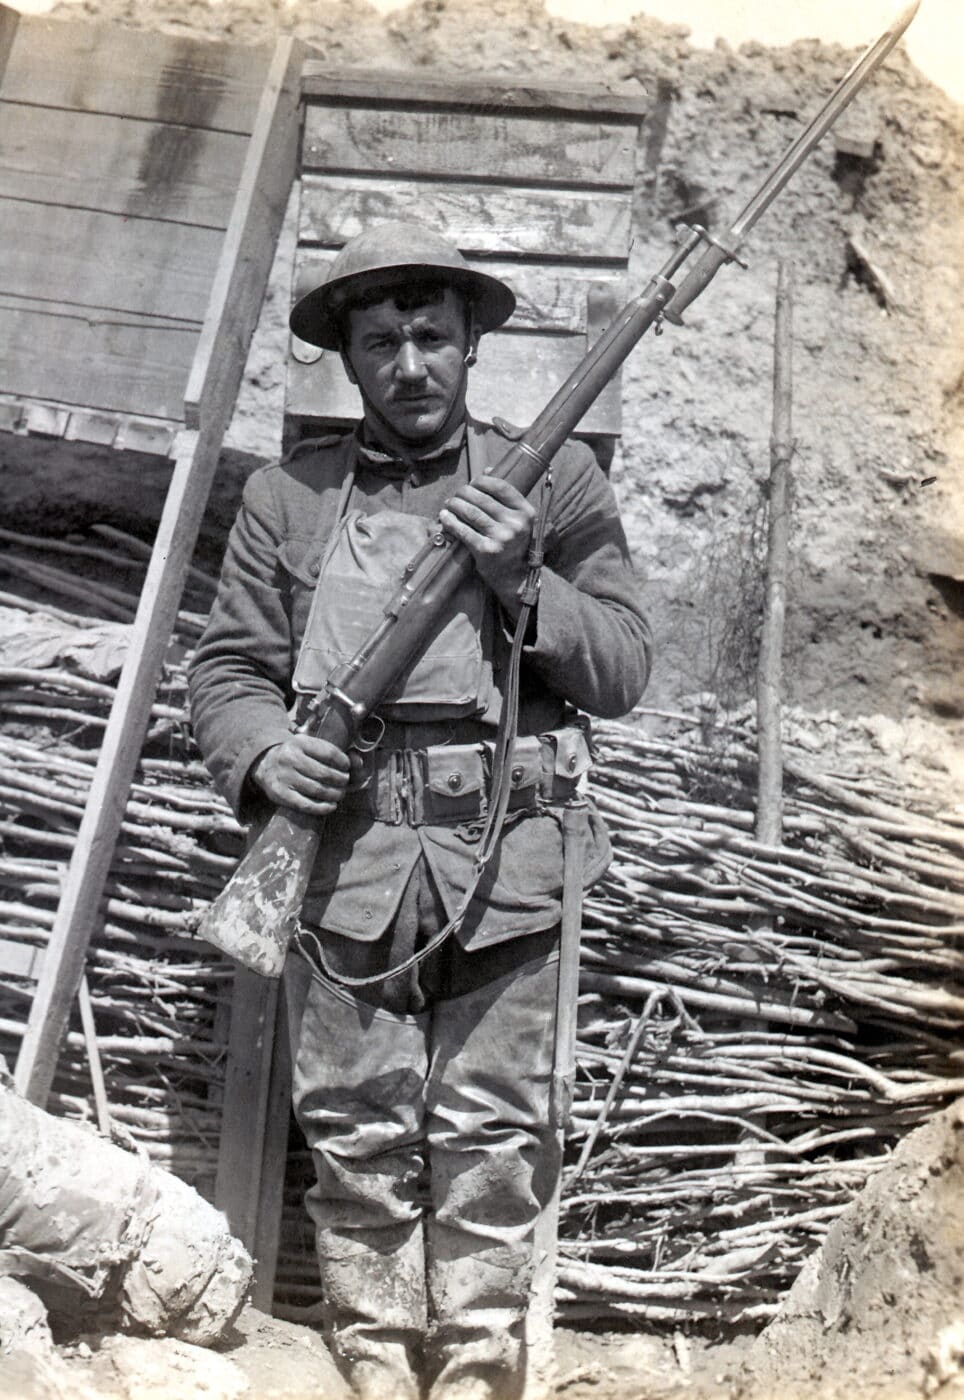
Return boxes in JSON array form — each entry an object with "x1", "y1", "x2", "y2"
[{"x1": 197, "y1": 2, "x2": 919, "y2": 978}]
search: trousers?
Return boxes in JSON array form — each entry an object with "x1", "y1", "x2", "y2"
[{"x1": 284, "y1": 860, "x2": 561, "y2": 1400}]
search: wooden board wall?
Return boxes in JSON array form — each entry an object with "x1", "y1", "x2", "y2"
[
  {"x1": 0, "y1": 13, "x2": 270, "y2": 425},
  {"x1": 287, "y1": 68, "x2": 648, "y2": 439}
]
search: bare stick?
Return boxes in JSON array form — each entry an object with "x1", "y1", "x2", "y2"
[
  {"x1": 756, "y1": 260, "x2": 794, "y2": 848},
  {"x1": 77, "y1": 974, "x2": 112, "y2": 1137}
]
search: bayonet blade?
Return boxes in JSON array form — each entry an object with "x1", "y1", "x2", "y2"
[{"x1": 663, "y1": 2, "x2": 922, "y2": 322}]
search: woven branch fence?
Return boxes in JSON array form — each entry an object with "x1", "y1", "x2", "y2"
[{"x1": 1, "y1": 526, "x2": 962, "y2": 1325}]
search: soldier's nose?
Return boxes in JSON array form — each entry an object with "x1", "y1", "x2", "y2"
[{"x1": 395, "y1": 342, "x2": 426, "y2": 380}]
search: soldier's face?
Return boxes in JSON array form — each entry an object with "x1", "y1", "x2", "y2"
[{"x1": 343, "y1": 288, "x2": 477, "y2": 445}]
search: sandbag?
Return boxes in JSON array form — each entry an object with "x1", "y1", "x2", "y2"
[{"x1": 0, "y1": 1080, "x2": 251, "y2": 1343}]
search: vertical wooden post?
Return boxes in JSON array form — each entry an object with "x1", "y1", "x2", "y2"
[
  {"x1": 214, "y1": 970, "x2": 292, "y2": 1307},
  {"x1": 756, "y1": 261, "x2": 794, "y2": 849},
  {"x1": 14, "y1": 37, "x2": 304, "y2": 1107},
  {"x1": 737, "y1": 263, "x2": 794, "y2": 1170}
]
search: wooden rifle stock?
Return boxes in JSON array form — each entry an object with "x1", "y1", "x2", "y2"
[{"x1": 196, "y1": 0, "x2": 920, "y2": 978}]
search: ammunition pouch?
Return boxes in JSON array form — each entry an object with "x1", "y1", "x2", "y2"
[{"x1": 341, "y1": 724, "x2": 594, "y2": 828}]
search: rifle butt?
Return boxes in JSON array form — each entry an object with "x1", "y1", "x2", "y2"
[{"x1": 197, "y1": 809, "x2": 322, "y2": 978}]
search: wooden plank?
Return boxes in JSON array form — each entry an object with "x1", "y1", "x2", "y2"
[
  {"x1": 0, "y1": 297, "x2": 198, "y2": 420},
  {"x1": 0, "y1": 393, "x2": 179, "y2": 454},
  {"x1": 0, "y1": 200, "x2": 223, "y2": 322},
  {"x1": 185, "y1": 36, "x2": 304, "y2": 429},
  {"x1": 0, "y1": 103, "x2": 248, "y2": 226},
  {"x1": 251, "y1": 993, "x2": 292, "y2": 1309},
  {"x1": 4, "y1": 17, "x2": 269, "y2": 132},
  {"x1": 216, "y1": 976, "x2": 290, "y2": 1306},
  {"x1": 303, "y1": 104, "x2": 637, "y2": 189},
  {"x1": 215, "y1": 971, "x2": 281, "y2": 1254},
  {"x1": 299, "y1": 174, "x2": 631, "y2": 262},
  {"x1": 295, "y1": 247, "x2": 630, "y2": 334},
  {"x1": 287, "y1": 327, "x2": 622, "y2": 436},
  {"x1": 0, "y1": 5, "x2": 19, "y2": 90},
  {"x1": 302, "y1": 64, "x2": 649, "y2": 121}
]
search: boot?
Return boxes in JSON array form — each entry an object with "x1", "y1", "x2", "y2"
[
  {"x1": 424, "y1": 953, "x2": 562, "y2": 1400},
  {"x1": 284, "y1": 956, "x2": 430, "y2": 1400}
]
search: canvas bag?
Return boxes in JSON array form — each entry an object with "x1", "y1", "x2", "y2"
[{"x1": 292, "y1": 428, "x2": 492, "y2": 719}]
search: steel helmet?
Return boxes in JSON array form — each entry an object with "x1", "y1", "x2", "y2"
[{"x1": 289, "y1": 222, "x2": 516, "y2": 351}]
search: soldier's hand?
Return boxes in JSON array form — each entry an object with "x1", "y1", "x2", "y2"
[
  {"x1": 438, "y1": 476, "x2": 535, "y2": 618},
  {"x1": 250, "y1": 735, "x2": 356, "y2": 816}
]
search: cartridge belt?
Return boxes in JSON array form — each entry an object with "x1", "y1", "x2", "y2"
[{"x1": 343, "y1": 724, "x2": 594, "y2": 827}]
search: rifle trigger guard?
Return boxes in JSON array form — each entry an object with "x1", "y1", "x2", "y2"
[
  {"x1": 690, "y1": 223, "x2": 749, "y2": 271},
  {"x1": 352, "y1": 714, "x2": 385, "y2": 754}
]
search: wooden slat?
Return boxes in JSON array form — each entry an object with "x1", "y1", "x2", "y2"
[
  {"x1": 0, "y1": 103, "x2": 248, "y2": 226},
  {"x1": 0, "y1": 5, "x2": 18, "y2": 89},
  {"x1": 185, "y1": 36, "x2": 304, "y2": 428},
  {"x1": 250, "y1": 998, "x2": 292, "y2": 1311},
  {"x1": 0, "y1": 297, "x2": 198, "y2": 421},
  {"x1": 474, "y1": 330, "x2": 620, "y2": 432},
  {"x1": 215, "y1": 971, "x2": 281, "y2": 1256},
  {"x1": 0, "y1": 200, "x2": 223, "y2": 322},
  {"x1": 302, "y1": 64, "x2": 649, "y2": 121},
  {"x1": 0, "y1": 394, "x2": 179, "y2": 454},
  {"x1": 294, "y1": 247, "x2": 629, "y2": 334},
  {"x1": 287, "y1": 328, "x2": 621, "y2": 436},
  {"x1": 299, "y1": 174, "x2": 631, "y2": 262},
  {"x1": 303, "y1": 105, "x2": 637, "y2": 188},
  {"x1": 3, "y1": 17, "x2": 269, "y2": 132},
  {"x1": 215, "y1": 974, "x2": 292, "y2": 1307}
]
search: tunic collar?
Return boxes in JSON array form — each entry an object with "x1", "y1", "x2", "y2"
[{"x1": 356, "y1": 420, "x2": 467, "y2": 479}]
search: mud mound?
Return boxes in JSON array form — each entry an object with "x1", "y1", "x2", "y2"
[{"x1": 736, "y1": 1098, "x2": 964, "y2": 1400}]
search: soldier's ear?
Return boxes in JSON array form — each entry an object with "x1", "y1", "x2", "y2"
[{"x1": 464, "y1": 312, "x2": 481, "y2": 368}]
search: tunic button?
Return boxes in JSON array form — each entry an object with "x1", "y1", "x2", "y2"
[
  {"x1": 510, "y1": 765, "x2": 524, "y2": 785},
  {"x1": 363, "y1": 908, "x2": 373, "y2": 920},
  {"x1": 309, "y1": 561, "x2": 320, "y2": 577},
  {"x1": 409, "y1": 471, "x2": 421, "y2": 486},
  {"x1": 567, "y1": 753, "x2": 578, "y2": 772},
  {"x1": 447, "y1": 772, "x2": 463, "y2": 791}
]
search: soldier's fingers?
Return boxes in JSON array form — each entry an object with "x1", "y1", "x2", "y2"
[
  {"x1": 278, "y1": 771, "x2": 346, "y2": 816},
  {"x1": 473, "y1": 476, "x2": 532, "y2": 509},
  {"x1": 438, "y1": 509, "x2": 497, "y2": 554},
  {"x1": 450, "y1": 479, "x2": 534, "y2": 520},
  {"x1": 442, "y1": 497, "x2": 499, "y2": 532},
  {"x1": 281, "y1": 789, "x2": 341, "y2": 817},
  {"x1": 295, "y1": 735, "x2": 350, "y2": 772},
  {"x1": 288, "y1": 770, "x2": 346, "y2": 801}
]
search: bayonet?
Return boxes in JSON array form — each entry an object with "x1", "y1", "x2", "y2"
[{"x1": 663, "y1": 1, "x2": 921, "y2": 323}]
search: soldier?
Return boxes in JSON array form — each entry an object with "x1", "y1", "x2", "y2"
[{"x1": 189, "y1": 221, "x2": 651, "y2": 1400}]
